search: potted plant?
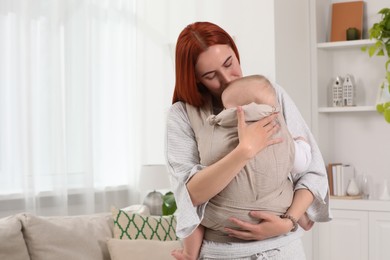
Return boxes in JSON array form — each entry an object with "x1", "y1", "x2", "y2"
[{"x1": 362, "y1": 7, "x2": 390, "y2": 123}]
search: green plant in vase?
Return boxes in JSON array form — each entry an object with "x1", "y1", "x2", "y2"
[{"x1": 362, "y1": 7, "x2": 390, "y2": 123}]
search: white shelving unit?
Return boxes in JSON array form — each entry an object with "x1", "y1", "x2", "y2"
[
  {"x1": 310, "y1": 1, "x2": 390, "y2": 259},
  {"x1": 310, "y1": 0, "x2": 390, "y2": 187}
]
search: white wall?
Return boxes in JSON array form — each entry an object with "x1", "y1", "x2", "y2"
[
  {"x1": 274, "y1": 0, "x2": 312, "y2": 126},
  {"x1": 138, "y1": 0, "x2": 277, "y2": 164}
]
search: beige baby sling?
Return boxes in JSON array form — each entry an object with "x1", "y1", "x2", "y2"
[{"x1": 186, "y1": 98, "x2": 295, "y2": 243}]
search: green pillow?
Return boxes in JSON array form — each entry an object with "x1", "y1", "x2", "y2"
[{"x1": 111, "y1": 207, "x2": 178, "y2": 241}]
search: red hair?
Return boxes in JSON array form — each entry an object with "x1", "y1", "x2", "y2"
[{"x1": 172, "y1": 22, "x2": 240, "y2": 107}]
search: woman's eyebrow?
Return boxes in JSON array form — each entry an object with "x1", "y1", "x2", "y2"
[
  {"x1": 222, "y1": 55, "x2": 232, "y2": 66},
  {"x1": 201, "y1": 56, "x2": 232, "y2": 78}
]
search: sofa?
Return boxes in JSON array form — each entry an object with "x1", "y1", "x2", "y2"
[{"x1": 0, "y1": 205, "x2": 181, "y2": 260}]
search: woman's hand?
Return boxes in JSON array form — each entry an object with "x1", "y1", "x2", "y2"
[
  {"x1": 224, "y1": 211, "x2": 292, "y2": 240},
  {"x1": 225, "y1": 190, "x2": 315, "y2": 240},
  {"x1": 236, "y1": 106, "x2": 282, "y2": 159}
]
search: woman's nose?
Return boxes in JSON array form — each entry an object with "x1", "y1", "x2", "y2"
[{"x1": 219, "y1": 71, "x2": 233, "y2": 85}]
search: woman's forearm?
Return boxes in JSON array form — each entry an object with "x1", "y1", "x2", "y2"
[{"x1": 187, "y1": 145, "x2": 249, "y2": 206}]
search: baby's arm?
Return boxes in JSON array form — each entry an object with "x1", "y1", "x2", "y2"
[
  {"x1": 291, "y1": 136, "x2": 312, "y2": 174},
  {"x1": 292, "y1": 137, "x2": 314, "y2": 230},
  {"x1": 171, "y1": 225, "x2": 204, "y2": 260}
]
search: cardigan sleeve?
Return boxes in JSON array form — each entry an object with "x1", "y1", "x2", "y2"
[
  {"x1": 274, "y1": 83, "x2": 332, "y2": 222},
  {"x1": 165, "y1": 102, "x2": 207, "y2": 238}
]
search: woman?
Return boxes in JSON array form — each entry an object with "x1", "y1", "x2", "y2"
[{"x1": 166, "y1": 21, "x2": 331, "y2": 259}]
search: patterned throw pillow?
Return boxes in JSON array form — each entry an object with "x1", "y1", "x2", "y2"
[{"x1": 111, "y1": 207, "x2": 178, "y2": 241}]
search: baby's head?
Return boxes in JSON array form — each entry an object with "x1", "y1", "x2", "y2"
[{"x1": 222, "y1": 75, "x2": 277, "y2": 109}]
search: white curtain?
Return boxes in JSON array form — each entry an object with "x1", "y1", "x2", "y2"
[{"x1": 0, "y1": 0, "x2": 141, "y2": 217}]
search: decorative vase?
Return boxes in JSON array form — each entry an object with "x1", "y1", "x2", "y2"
[
  {"x1": 375, "y1": 79, "x2": 390, "y2": 123},
  {"x1": 143, "y1": 190, "x2": 163, "y2": 215},
  {"x1": 379, "y1": 180, "x2": 390, "y2": 201},
  {"x1": 360, "y1": 175, "x2": 371, "y2": 200},
  {"x1": 346, "y1": 178, "x2": 360, "y2": 196},
  {"x1": 346, "y1": 27, "x2": 359, "y2": 40}
]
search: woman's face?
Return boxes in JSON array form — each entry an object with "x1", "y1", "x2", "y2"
[{"x1": 195, "y1": 44, "x2": 242, "y2": 98}]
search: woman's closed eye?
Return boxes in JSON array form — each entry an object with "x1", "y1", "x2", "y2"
[
  {"x1": 223, "y1": 58, "x2": 232, "y2": 68},
  {"x1": 205, "y1": 72, "x2": 216, "y2": 80}
]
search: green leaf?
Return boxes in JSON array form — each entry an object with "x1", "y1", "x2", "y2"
[
  {"x1": 377, "y1": 103, "x2": 384, "y2": 113},
  {"x1": 368, "y1": 44, "x2": 378, "y2": 57},
  {"x1": 384, "y1": 108, "x2": 390, "y2": 123},
  {"x1": 162, "y1": 192, "x2": 177, "y2": 216},
  {"x1": 378, "y1": 8, "x2": 390, "y2": 15},
  {"x1": 386, "y1": 19, "x2": 390, "y2": 31},
  {"x1": 387, "y1": 71, "x2": 390, "y2": 87},
  {"x1": 386, "y1": 44, "x2": 390, "y2": 58}
]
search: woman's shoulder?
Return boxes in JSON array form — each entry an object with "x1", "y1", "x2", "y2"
[
  {"x1": 270, "y1": 82, "x2": 286, "y2": 97},
  {"x1": 168, "y1": 101, "x2": 186, "y2": 115},
  {"x1": 170, "y1": 101, "x2": 186, "y2": 109},
  {"x1": 167, "y1": 102, "x2": 190, "y2": 124}
]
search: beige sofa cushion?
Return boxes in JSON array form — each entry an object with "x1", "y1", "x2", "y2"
[
  {"x1": 107, "y1": 238, "x2": 181, "y2": 260},
  {"x1": 20, "y1": 213, "x2": 113, "y2": 260},
  {"x1": 0, "y1": 215, "x2": 30, "y2": 260}
]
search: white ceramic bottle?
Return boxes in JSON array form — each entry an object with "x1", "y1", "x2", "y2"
[
  {"x1": 379, "y1": 180, "x2": 390, "y2": 201},
  {"x1": 346, "y1": 178, "x2": 360, "y2": 196}
]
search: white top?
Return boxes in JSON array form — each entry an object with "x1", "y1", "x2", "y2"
[
  {"x1": 165, "y1": 83, "x2": 331, "y2": 257},
  {"x1": 293, "y1": 139, "x2": 312, "y2": 174}
]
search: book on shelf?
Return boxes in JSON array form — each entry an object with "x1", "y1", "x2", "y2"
[
  {"x1": 326, "y1": 163, "x2": 355, "y2": 196},
  {"x1": 330, "y1": 1, "x2": 364, "y2": 42}
]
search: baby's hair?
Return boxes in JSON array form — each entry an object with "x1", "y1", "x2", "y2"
[{"x1": 222, "y1": 75, "x2": 277, "y2": 109}]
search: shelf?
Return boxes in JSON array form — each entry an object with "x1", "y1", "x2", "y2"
[
  {"x1": 331, "y1": 195, "x2": 363, "y2": 200},
  {"x1": 317, "y1": 39, "x2": 375, "y2": 49},
  {"x1": 330, "y1": 198, "x2": 390, "y2": 212},
  {"x1": 318, "y1": 106, "x2": 376, "y2": 113}
]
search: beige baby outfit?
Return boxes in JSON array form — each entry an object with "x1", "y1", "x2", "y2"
[{"x1": 186, "y1": 99, "x2": 295, "y2": 243}]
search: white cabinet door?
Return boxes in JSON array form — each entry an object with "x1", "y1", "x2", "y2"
[
  {"x1": 317, "y1": 209, "x2": 368, "y2": 260},
  {"x1": 369, "y1": 211, "x2": 390, "y2": 260}
]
